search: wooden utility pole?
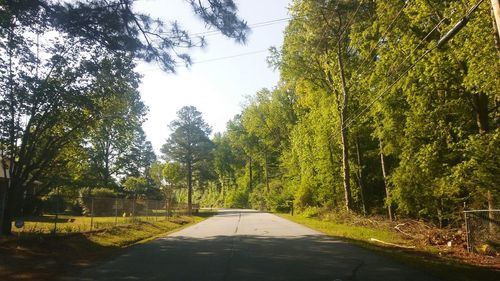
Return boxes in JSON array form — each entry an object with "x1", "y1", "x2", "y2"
[{"x1": 492, "y1": 0, "x2": 500, "y2": 38}]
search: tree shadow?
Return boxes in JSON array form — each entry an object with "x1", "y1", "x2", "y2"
[{"x1": 61, "y1": 234, "x2": 459, "y2": 281}]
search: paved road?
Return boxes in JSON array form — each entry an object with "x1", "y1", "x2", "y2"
[{"x1": 62, "y1": 209, "x2": 441, "y2": 281}]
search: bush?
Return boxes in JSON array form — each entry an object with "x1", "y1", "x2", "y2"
[
  {"x1": 224, "y1": 187, "x2": 249, "y2": 208},
  {"x1": 300, "y1": 206, "x2": 321, "y2": 218},
  {"x1": 78, "y1": 187, "x2": 119, "y2": 216}
]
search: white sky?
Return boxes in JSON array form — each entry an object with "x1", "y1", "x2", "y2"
[{"x1": 133, "y1": 0, "x2": 290, "y2": 154}]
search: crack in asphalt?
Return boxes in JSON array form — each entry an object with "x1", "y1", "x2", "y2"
[
  {"x1": 223, "y1": 211, "x2": 242, "y2": 281},
  {"x1": 347, "y1": 259, "x2": 365, "y2": 281}
]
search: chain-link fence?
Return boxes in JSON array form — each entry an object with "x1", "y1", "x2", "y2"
[
  {"x1": 464, "y1": 209, "x2": 499, "y2": 254},
  {"x1": 11, "y1": 195, "x2": 198, "y2": 234}
]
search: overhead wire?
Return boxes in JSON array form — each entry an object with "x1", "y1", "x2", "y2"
[
  {"x1": 159, "y1": 17, "x2": 290, "y2": 38},
  {"x1": 137, "y1": 49, "x2": 270, "y2": 72},
  {"x1": 339, "y1": 0, "x2": 487, "y2": 134},
  {"x1": 349, "y1": 1, "x2": 412, "y2": 84},
  {"x1": 189, "y1": 17, "x2": 291, "y2": 37},
  {"x1": 340, "y1": 17, "x2": 447, "y2": 130},
  {"x1": 138, "y1": 17, "x2": 291, "y2": 72},
  {"x1": 182, "y1": 49, "x2": 269, "y2": 65}
]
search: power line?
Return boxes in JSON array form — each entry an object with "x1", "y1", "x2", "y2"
[
  {"x1": 186, "y1": 49, "x2": 269, "y2": 64},
  {"x1": 343, "y1": 44, "x2": 438, "y2": 131},
  {"x1": 339, "y1": 0, "x2": 487, "y2": 135},
  {"x1": 192, "y1": 17, "x2": 290, "y2": 37},
  {"x1": 161, "y1": 17, "x2": 290, "y2": 38},
  {"x1": 350, "y1": 1, "x2": 412, "y2": 83},
  {"x1": 340, "y1": 17, "x2": 447, "y2": 130},
  {"x1": 137, "y1": 49, "x2": 269, "y2": 72}
]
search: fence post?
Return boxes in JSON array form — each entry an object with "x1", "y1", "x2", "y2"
[
  {"x1": 132, "y1": 198, "x2": 135, "y2": 218},
  {"x1": 53, "y1": 195, "x2": 59, "y2": 235},
  {"x1": 165, "y1": 199, "x2": 168, "y2": 219},
  {"x1": 464, "y1": 203, "x2": 471, "y2": 253},
  {"x1": 90, "y1": 197, "x2": 94, "y2": 232}
]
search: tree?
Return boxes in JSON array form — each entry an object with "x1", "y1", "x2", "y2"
[
  {"x1": 0, "y1": 0, "x2": 248, "y2": 235},
  {"x1": 123, "y1": 176, "x2": 149, "y2": 199},
  {"x1": 331, "y1": 0, "x2": 498, "y2": 224},
  {"x1": 281, "y1": 0, "x2": 373, "y2": 211},
  {"x1": 85, "y1": 57, "x2": 147, "y2": 188},
  {"x1": 0, "y1": 0, "x2": 249, "y2": 72},
  {"x1": 149, "y1": 161, "x2": 185, "y2": 215},
  {"x1": 118, "y1": 128, "x2": 157, "y2": 179},
  {"x1": 161, "y1": 106, "x2": 213, "y2": 214}
]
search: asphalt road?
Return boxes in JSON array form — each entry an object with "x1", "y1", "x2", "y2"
[{"x1": 62, "y1": 209, "x2": 442, "y2": 281}]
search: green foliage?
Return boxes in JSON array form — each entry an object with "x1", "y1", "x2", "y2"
[
  {"x1": 200, "y1": 0, "x2": 499, "y2": 227},
  {"x1": 448, "y1": 129, "x2": 500, "y2": 209},
  {"x1": 0, "y1": 0, "x2": 248, "y2": 235},
  {"x1": 77, "y1": 187, "x2": 119, "y2": 216},
  {"x1": 79, "y1": 187, "x2": 119, "y2": 198},
  {"x1": 123, "y1": 177, "x2": 149, "y2": 198},
  {"x1": 161, "y1": 106, "x2": 213, "y2": 210},
  {"x1": 199, "y1": 182, "x2": 224, "y2": 208},
  {"x1": 224, "y1": 187, "x2": 249, "y2": 209}
]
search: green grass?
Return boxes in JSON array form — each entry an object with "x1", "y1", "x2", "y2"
[
  {"x1": 280, "y1": 213, "x2": 407, "y2": 245},
  {"x1": 12, "y1": 214, "x2": 183, "y2": 234},
  {"x1": 87, "y1": 215, "x2": 205, "y2": 247},
  {"x1": 279, "y1": 213, "x2": 499, "y2": 281}
]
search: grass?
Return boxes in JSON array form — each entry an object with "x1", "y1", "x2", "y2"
[
  {"x1": 12, "y1": 214, "x2": 177, "y2": 234},
  {"x1": 279, "y1": 213, "x2": 499, "y2": 281},
  {"x1": 0, "y1": 212, "x2": 214, "y2": 281},
  {"x1": 280, "y1": 214, "x2": 407, "y2": 245}
]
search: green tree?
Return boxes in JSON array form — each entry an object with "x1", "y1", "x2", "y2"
[
  {"x1": 123, "y1": 176, "x2": 149, "y2": 199},
  {"x1": 353, "y1": 0, "x2": 498, "y2": 223},
  {"x1": 118, "y1": 128, "x2": 157, "y2": 179},
  {"x1": 85, "y1": 57, "x2": 147, "y2": 188},
  {"x1": 281, "y1": 0, "x2": 374, "y2": 211},
  {"x1": 161, "y1": 106, "x2": 213, "y2": 214},
  {"x1": 0, "y1": 0, "x2": 248, "y2": 235},
  {"x1": 0, "y1": 0, "x2": 249, "y2": 71}
]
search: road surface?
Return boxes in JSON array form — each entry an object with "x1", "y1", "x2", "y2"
[{"x1": 62, "y1": 209, "x2": 441, "y2": 281}]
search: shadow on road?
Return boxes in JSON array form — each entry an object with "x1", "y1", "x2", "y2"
[{"x1": 64, "y1": 233, "x2": 445, "y2": 281}]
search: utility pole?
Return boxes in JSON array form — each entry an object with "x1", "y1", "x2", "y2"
[
  {"x1": 438, "y1": 0, "x2": 487, "y2": 47},
  {"x1": 492, "y1": 0, "x2": 500, "y2": 38}
]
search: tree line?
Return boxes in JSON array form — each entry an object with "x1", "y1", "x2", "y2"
[
  {"x1": 197, "y1": 0, "x2": 499, "y2": 227},
  {"x1": 1, "y1": 0, "x2": 498, "y2": 235}
]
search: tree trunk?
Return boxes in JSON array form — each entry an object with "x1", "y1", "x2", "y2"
[
  {"x1": 248, "y1": 156, "x2": 253, "y2": 190},
  {"x1": 327, "y1": 142, "x2": 339, "y2": 206},
  {"x1": 473, "y1": 93, "x2": 489, "y2": 134},
  {"x1": 264, "y1": 156, "x2": 270, "y2": 193},
  {"x1": 355, "y1": 137, "x2": 367, "y2": 215},
  {"x1": 1, "y1": 178, "x2": 22, "y2": 235},
  {"x1": 337, "y1": 45, "x2": 353, "y2": 212},
  {"x1": 472, "y1": 93, "x2": 495, "y2": 233},
  {"x1": 379, "y1": 139, "x2": 393, "y2": 221},
  {"x1": 187, "y1": 163, "x2": 192, "y2": 215}
]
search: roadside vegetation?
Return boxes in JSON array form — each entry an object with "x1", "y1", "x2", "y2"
[
  {"x1": 0, "y1": 214, "x2": 210, "y2": 281},
  {"x1": 194, "y1": 0, "x2": 499, "y2": 263},
  {"x1": 280, "y1": 211, "x2": 499, "y2": 281}
]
